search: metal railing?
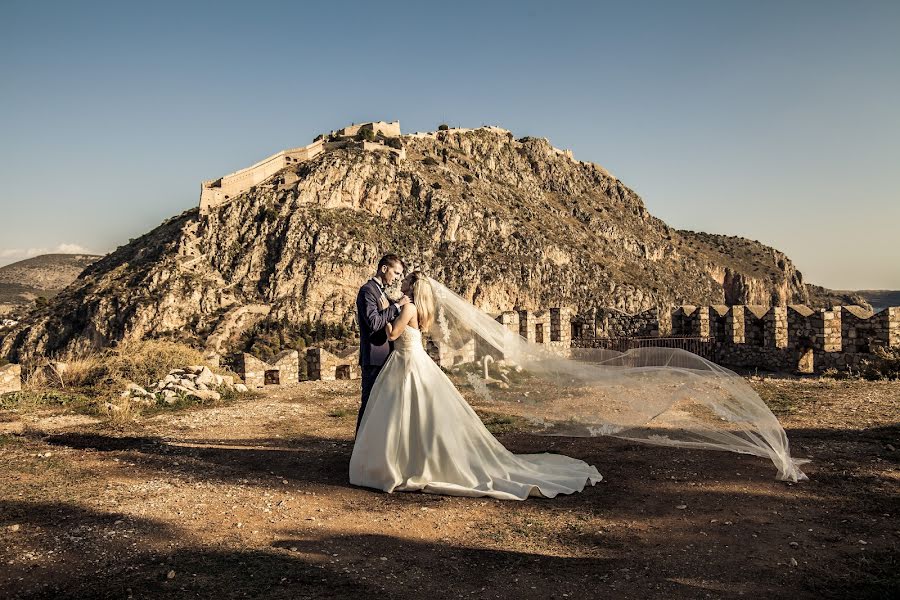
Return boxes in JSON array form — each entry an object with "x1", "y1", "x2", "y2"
[{"x1": 573, "y1": 336, "x2": 717, "y2": 360}]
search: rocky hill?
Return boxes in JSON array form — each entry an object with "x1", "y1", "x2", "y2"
[
  {"x1": 0, "y1": 126, "x2": 844, "y2": 362},
  {"x1": 0, "y1": 254, "x2": 100, "y2": 315},
  {"x1": 842, "y1": 290, "x2": 900, "y2": 313},
  {"x1": 671, "y1": 234, "x2": 871, "y2": 310}
]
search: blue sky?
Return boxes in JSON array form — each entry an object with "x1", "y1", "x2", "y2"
[{"x1": 1, "y1": 0, "x2": 898, "y2": 289}]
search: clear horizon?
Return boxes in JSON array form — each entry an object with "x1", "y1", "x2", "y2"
[{"x1": 1, "y1": 0, "x2": 898, "y2": 289}]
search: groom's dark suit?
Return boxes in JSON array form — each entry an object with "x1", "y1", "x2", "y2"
[{"x1": 356, "y1": 277, "x2": 401, "y2": 433}]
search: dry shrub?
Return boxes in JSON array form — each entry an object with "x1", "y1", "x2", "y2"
[
  {"x1": 48, "y1": 353, "x2": 105, "y2": 388},
  {"x1": 101, "y1": 339, "x2": 209, "y2": 388},
  {"x1": 13, "y1": 339, "x2": 235, "y2": 424},
  {"x1": 861, "y1": 346, "x2": 900, "y2": 380},
  {"x1": 104, "y1": 397, "x2": 140, "y2": 426},
  {"x1": 35, "y1": 339, "x2": 209, "y2": 392}
]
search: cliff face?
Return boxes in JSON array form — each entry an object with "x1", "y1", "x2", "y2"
[{"x1": 1, "y1": 127, "x2": 819, "y2": 361}]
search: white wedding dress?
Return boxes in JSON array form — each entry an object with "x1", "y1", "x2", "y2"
[{"x1": 349, "y1": 326, "x2": 602, "y2": 500}]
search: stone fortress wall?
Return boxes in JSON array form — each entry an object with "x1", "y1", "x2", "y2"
[
  {"x1": 199, "y1": 121, "x2": 403, "y2": 213},
  {"x1": 200, "y1": 120, "x2": 595, "y2": 213},
  {"x1": 574, "y1": 304, "x2": 900, "y2": 374},
  {"x1": 229, "y1": 298, "x2": 898, "y2": 386}
]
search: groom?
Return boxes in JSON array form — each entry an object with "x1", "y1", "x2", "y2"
[{"x1": 355, "y1": 254, "x2": 409, "y2": 434}]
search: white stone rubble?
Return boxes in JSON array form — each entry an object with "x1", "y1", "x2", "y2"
[{"x1": 120, "y1": 365, "x2": 248, "y2": 406}]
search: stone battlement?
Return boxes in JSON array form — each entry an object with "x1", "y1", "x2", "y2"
[
  {"x1": 231, "y1": 347, "x2": 359, "y2": 387},
  {"x1": 572, "y1": 304, "x2": 899, "y2": 374}
]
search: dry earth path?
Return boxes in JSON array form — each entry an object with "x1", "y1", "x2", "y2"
[{"x1": 1, "y1": 378, "x2": 897, "y2": 599}]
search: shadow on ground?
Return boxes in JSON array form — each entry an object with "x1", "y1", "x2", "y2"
[{"x1": 4, "y1": 423, "x2": 894, "y2": 599}]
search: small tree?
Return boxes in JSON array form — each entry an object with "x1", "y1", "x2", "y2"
[
  {"x1": 356, "y1": 128, "x2": 376, "y2": 142},
  {"x1": 438, "y1": 124, "x2": 449, "y2": 131}
]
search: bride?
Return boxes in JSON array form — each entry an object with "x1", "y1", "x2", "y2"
[{"x1": 349, "y1": 271, "x2": 603, "y2": 500}]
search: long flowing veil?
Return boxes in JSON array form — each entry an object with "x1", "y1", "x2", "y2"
[{"x1": 425, "y1": 277, "x2": 810, "y2": 482}]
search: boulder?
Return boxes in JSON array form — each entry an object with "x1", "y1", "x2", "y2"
[
  {"x1": 195, "y1": 367, "x2": 217, "y2": 386},
  {"x1": 126, "y1": 383, "x2": 152, "y2": 397},
  {"x1": 0, "y1": 364, "x2": 22, "y2": 394},
  {"x1": 188, "y1": 389, "x2": 220, "y2": 402}
]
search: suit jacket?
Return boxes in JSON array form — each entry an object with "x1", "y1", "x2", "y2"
[{"x1": 357, "y1": 278, "x2": 401, "y2": 367}]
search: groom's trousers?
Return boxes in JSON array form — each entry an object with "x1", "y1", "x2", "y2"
[{"x1": 357, "y1": 365, "x2": 383, "y2": 434}]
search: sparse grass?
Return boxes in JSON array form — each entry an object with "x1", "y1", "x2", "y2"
[
  {"x1": 0, "y1": 433, "x2": 22, "y2": 447},
  {"x1": 0, "y1": 389, "x2": 95, "y2": 413},
  {"x1": 476, "y1": 411, "x2": 528, "y2": 434},
  {"x1": 97, "y1": 339, "x2": 217, "y2": 388},
  {"x1": 3, "y1": 340, "x2": 249, "y2": 423},
  {"x1": 105, "y1": 397, "x2": 141, "y2": 426},
  {"x1": 327, "y1": 407, "x2": 354, "y2": 419},
  {"x1": 754, "y1": 386, "x2": 805, "y2": 416}
]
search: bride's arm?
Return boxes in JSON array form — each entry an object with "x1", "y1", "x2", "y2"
[{"x1": 387, "y1": 304, "x2": 416, "y2": 341}]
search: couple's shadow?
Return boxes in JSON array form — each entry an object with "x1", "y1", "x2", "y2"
[{"x1": 41, "y1": 431, "x2": 353, "y2": 488}]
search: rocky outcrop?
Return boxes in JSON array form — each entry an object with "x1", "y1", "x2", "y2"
[
  {"x1": 806, "y1": 284, "x2": 873, "y2": 311},
  {"x1": 120, "y1": 365, "x2": 247, "y2": 406},
  {"x1": 1, "y1": 126, "x2": 824, "y2": 362},
  {"x1": 0, "y1": 363, "x2": 21, "y2": 393}
]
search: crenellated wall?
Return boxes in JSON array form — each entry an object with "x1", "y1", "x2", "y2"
[
  {"x1": 575, "y1": 303, "x2": 899, "y2": 374},
  {"x1": 424, "y1": 306, "x2": 574, "y2": 369},
  {"x1": 574, "y1": 307, "x2": 661, "y2": 339},
  {"x1": 231, "y1": 303, "x2": 898, "y2": 382},
  {"x1": 233, "y1": 350, "x2": 301, "y2": 387},
  {"x1": 306, "y1": 347, "x2": 359, "y2": 381}
]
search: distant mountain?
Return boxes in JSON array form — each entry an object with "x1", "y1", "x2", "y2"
[
  {"x1": 805, "y1": 284, "x2": 873, "y2": 312},
  {"x1": 846, "y1": 290, "x2": 900, "y2": 313},
  {"x1": 0, "y1": 254, "x2": 101, "y2": 315}
]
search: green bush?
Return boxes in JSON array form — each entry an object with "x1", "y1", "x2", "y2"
[
  {"x1": 463, "y1": 174, "x2": 475, "y2": 183},
  {"x1": 422, "y1": 157, "x2": 439, "y2": 166},
  {"x1": 356, "y1": 128, "x2": 376, "y2": 142},
  {"x1": 438, "y1": 124, "x2": 449, "y2": 131},
  {"x1": 384, "y1": 137, "x2": 403, "y2": 150}
]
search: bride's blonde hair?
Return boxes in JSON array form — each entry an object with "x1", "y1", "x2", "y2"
[{"x1": 406, "y1": 271, "x2": 435, "y2": 330}]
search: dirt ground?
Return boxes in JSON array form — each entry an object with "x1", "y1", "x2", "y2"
[{"x1": 1, "y1": 377, "x2": 897, "y2": 599}]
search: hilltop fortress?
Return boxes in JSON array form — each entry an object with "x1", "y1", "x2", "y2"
[
  {"x1": 199, "y1": 120, "x2": 582, "y2": 212},
  {"x1": 200, "y1": 121, "x2": 403, "y2": 212}
]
